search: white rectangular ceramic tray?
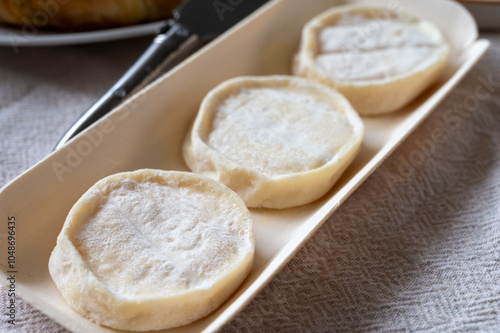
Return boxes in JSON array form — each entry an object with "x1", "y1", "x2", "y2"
[{"x1": 0, "y1": 0, "x2": 489, "y2": 332}]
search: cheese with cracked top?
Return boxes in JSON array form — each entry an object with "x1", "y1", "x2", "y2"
[
  {"x1": 48, "y1": 169, "x2": 254, "y2": 331},
  {"x1": 183, "y1": 75, "x2": 364, "y2": 209},
  {"x1": 293, "y1": 5, "x2": 449, "y2": 115}
]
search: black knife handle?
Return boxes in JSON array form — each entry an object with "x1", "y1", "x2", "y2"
[{"x1": 53, "y1": 21, "x2": 193, "y2": 151}]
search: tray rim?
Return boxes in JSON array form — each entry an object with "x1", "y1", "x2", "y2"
[{"x1": 206, "y1": 38, "x2": 491, "y2": 333}]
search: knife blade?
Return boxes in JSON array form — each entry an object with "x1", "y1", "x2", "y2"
[{"x1": 54, "y1": 0, "x2": 269, "y2": 150}]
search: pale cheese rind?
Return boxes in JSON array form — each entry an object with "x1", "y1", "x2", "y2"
[
  {"x1": 183, "y1": 75, "x2": 364, "y2": 209},
  {"x1": 48, "y1": 169, "x2": 254, "y2": 331},
  {"x1": 293, "y1": 5, "x2": 450, "y2": 115}
]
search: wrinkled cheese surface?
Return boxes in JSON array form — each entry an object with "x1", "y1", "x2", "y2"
[
  {"x1": 315, "y1": 14, "x2": 446, "y2": 82},
  {"x1": 72, "y1": 176, "x2": 251, "y2": 297},
  {"x1": 207, "y1": 87, "x2": 354, "y2": 176}
]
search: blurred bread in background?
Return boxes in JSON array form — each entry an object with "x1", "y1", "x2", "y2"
[{"x1": 0, "y1": 0, "x2": 183, "y2": 31}]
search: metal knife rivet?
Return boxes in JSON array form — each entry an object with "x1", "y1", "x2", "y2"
[
  {"x1": 113, "y1": 89, "x2": 127, "y2": 99},
  {"x1": 175, "y1": 27, "x2": 190, "y2": 38}
]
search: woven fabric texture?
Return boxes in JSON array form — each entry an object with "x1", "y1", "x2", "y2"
[{"x1": 0, "y1": 32, "x2": 499, "y2": 333}]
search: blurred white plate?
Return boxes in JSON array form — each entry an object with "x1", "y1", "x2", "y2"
[{"x1": 0, "y1": 21, "x2": 164, "y2": 48}]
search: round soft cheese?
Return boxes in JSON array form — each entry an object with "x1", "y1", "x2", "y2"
[
  {"x1": 293, "y1": 5, "x2": 449, "y2": 115},
  {"x1": 183, "y1": 75, "x2": 364, "y2": 209},
  {"x1": 48, "y1": 169, "x2": 254, "y2": 331}
]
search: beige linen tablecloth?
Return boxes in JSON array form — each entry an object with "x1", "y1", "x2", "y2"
[{"x1": 0, "y1": 31, "x2": 499, "y2": 332}]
